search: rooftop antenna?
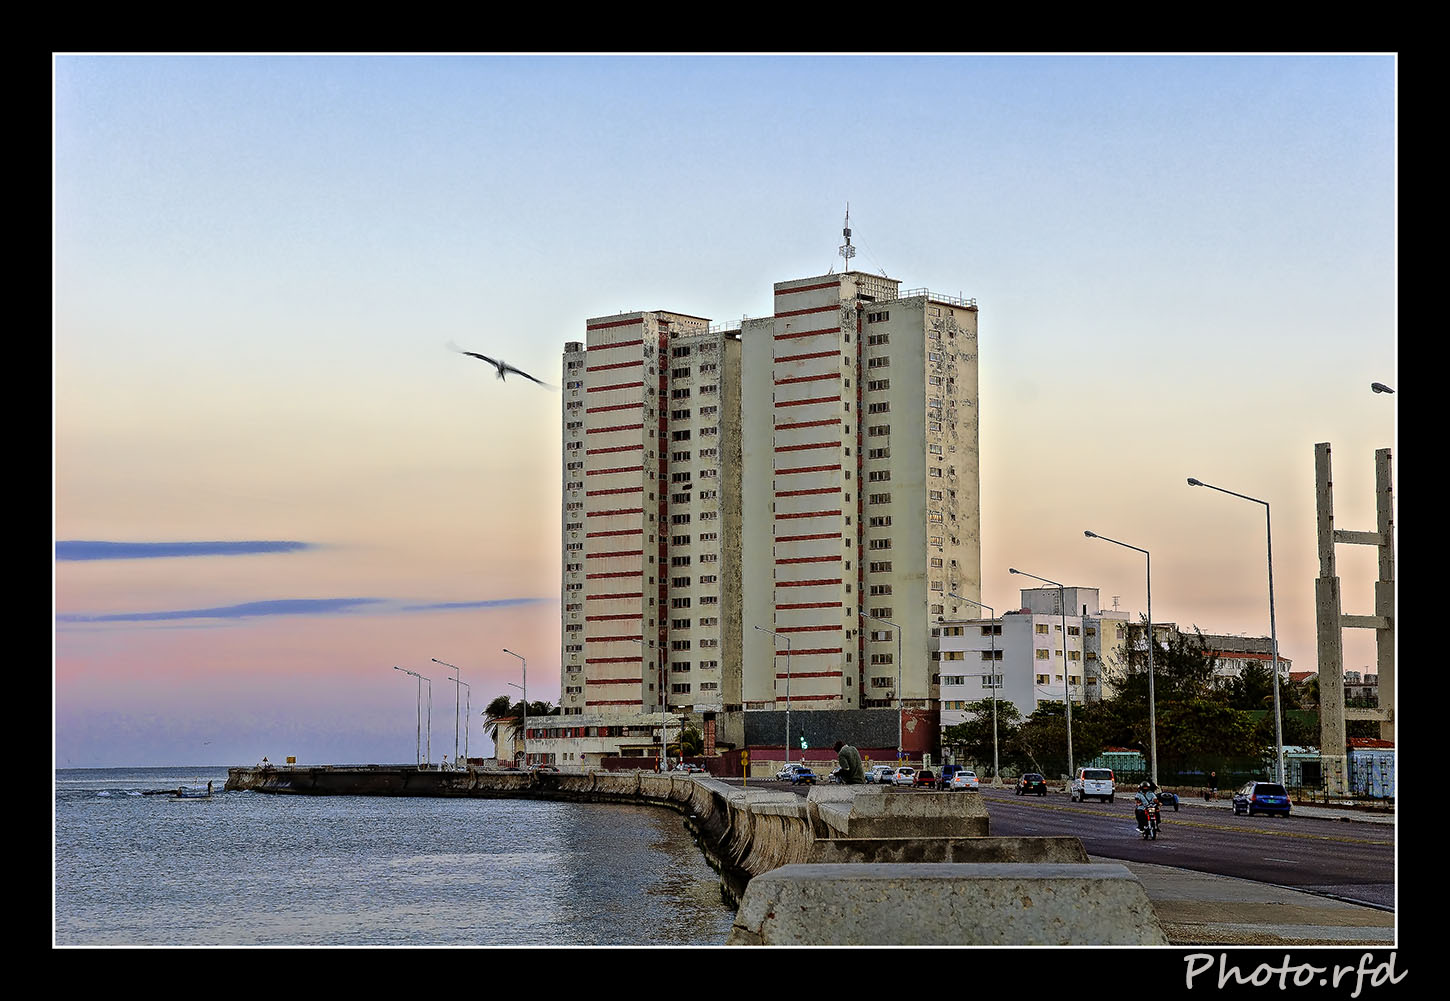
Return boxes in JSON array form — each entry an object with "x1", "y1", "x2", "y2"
[
  {"x1": 839, "y1": 203, "x2": 856, "y2": 273},
  {"x1": 1112, "y1": 595, "x2": 1121, "y2": 611}
]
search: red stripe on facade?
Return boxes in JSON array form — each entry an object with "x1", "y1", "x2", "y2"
[
  {"x1": 776, "y1": 532, "x2": 842, "y2": 542},
  {"x1": 774, "y1": 326, "x2": 842, "y2": 341},
  {"x1": 775, "y1": 578, "x2": 843, "y2": 587},
  {"x1": 774, "y1": 280, "x2": 840, "y2": 296},
  {"x1": 781, "y1": 647, "x2": 843, "y2": 656},
  {"x1": 588, "y1": 592, "x2": 643, "y2": 600},
  {"x1": 777, "y1": 463, "x2": 842, "y2": 475},
  {"x1": 586, "y1": 507, "x2": 644, "y2": 517},
  {"x1": 775, "y1": 671, "x2": 844, "y2": 679},
  {"x1": 585, "y1": 487, "x2": 644, "y2": 497},
  {"x1": 775, "y1": 555, "x2": 842, "y2": 565},
  {"x1": 585, "y1": 571, "x2": 644, "y2": 580},
  {"x1": 774, "y1": 372, "x2": 841, "y2": 386},
  {"x1": 586, "y1": 403, "x2": 644, "y2": 414},
  {"x1": 585, "y1": 465, "x2": 644, "y2": 476},
  {"x1": 775, "y1": 487, "x2": 841, "y2": 497},
  {"x1": 775, "y1": 305, "x2": 839, "y2": 319},
  {"x1": 586, "y1": 360, "x2": 643, "y2": 372},
  {"x1": 586, "y1": 423, "x2": 645, "y2": 434},
  {"x1": 586, "y1": 699, "x2": 643, "y2": 706},
  {"x1": 587, "y1": 381, "x2": 645, "y2": 393},
  {"x1": 776, "y1": 418, "x2": 842, "y2": 431},
  {"x1": 586, "y1": 444, "x2": 643, "y2": 455},
  {"x1": 775, "y1": 509, "x2": 842, "y2": 520},
  {"x1": 776, "y1": 349, "x2": 841, "y2": 363},
  {"x1": 774, "y1": 395, "x2": 842, "y2": 408},
  {"x1": 585, "y1": 529, "x2": 643, "y2": 538},
  {"x1": 584, "y1": 670, "x2": 642, "y2": 677},
  {"x1": 775, "y1": 601, "x2": 843, "y2": 610},
  {"x1": 585, "y1": 614, "x2": 643, "y2": 621},
  {"x1": 777, "y1": 624, "x2": 843, "y2": 633},
  {"x1": 774, "y1": 441, "x2": 838, "y2": 453},
  {"x1": 586, "y1": 318, "x2": 644, "y2": 331},
  {"x1": 586, "y1": 550, "x2": 644, "y2": 559}
]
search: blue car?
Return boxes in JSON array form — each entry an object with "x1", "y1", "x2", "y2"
[{"x1": 1233, "y1": 781, "x2": 1291, "y2": 817}]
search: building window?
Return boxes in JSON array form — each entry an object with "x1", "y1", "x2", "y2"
[{"x1": 1036, "y1": 649, "x2": 1050, "y2": 660}]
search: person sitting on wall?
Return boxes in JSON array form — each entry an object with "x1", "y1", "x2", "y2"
[{"x1": 834, "y1": 741, "x2": 866, "y2": 784}]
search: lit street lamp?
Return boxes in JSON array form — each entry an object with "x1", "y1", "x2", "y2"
[
  {"x1": 1187, "y1": 477, "x2": 1284, "y2": 784},
  {"x1": 755, "y1": 626, "x2": 793, "y2": 768},
  {"x1": 859, "y1": 611, "x2": 903, "y2": 762},
  {"x1": 1008, "y1": 567, "x2": 1074, "y2": 777},
  {"x1": 503, "y1": 649, "x2": 527, "y2": 768},
  {"x1": 948, "y1": 593, "x2": 998, "y2": 786},
  {"x1": 1084, "y1": 531, "x2": 1158, "y2": 786}
]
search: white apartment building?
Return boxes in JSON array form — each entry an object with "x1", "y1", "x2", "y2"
[
  {"x1": 741, "y1": 271, "x2": 982, "y2": 716},
  {"x1": 935, "y1": 587, "x2": 1130, "y2": 729},
  {"x1": 560, "y1": 313, "x2": 742, "y2": 721}
]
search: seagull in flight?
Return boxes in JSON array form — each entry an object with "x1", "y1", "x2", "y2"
[{"x1": 449, "y1": 343, "x2": 552, "y2": 387}]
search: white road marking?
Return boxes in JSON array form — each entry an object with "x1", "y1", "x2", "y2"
[{"x1": 1263, "y1": 857, "x2": 1298, "y2": 864}]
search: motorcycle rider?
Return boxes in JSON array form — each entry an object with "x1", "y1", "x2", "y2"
[{"x1": 1134, "y1": 780, "x2": 1159, "y2": 832}]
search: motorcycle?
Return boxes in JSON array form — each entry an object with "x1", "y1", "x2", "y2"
[{"x1": 1138, "y1": 800, "x2": 1161, "y2": 840}]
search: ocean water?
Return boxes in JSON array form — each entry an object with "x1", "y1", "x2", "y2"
[{"x1": 54, "y1": 767, "x2": 736, "y2": 947}]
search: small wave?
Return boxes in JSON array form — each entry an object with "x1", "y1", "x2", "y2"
[{"x1": 96, "y1": 791, "x2": 111, "y2": 797}]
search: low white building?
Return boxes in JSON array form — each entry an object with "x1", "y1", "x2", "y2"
[
  {"x1": 496, "y1": 711, "x2": 686, "y2": 770},
  {"x1": 934, "y1": 586, "x2": 1131, "y2": 730}
]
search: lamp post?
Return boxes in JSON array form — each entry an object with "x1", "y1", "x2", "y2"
[
  {"x1": 1187, "y1": 477, "x2": 1285, "y2": 784},
  {"x1": 458, "y1": 679, "x2": 471, "y2": 763},
  {"x1": 503, "y1": 649, "x2": 527, "y2": 768},
  {"x1": 948, "y1": 593, "x2": 998, "y2": 786},
  {"x1": 632, "y1": 637, "x2": 667, "y2": 772},
  {"x1": 1084, "y1": 531, "x2": 1158, "y2": 787},
  {"x1": 859, "y1": 611, "x2": 903, "y2": 762},
  {"x1": 392, "y1": 665, "x2": 424, "y2": 767},
  {"x1": 1009, "y1": 567, "x2": 1074, "y2": 777},
  {"x1": 431, "y1": 657, "x2": 463, "y2": 765},
  {"x1": 1370, "y1": 382, "x2": 1395, "y2": 394},
  {"x1": 755, "y1": 626, "x2": 793, "y2": 768}
]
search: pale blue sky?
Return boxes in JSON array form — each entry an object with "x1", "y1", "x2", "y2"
[{"x1": 54, "y1": 54, "x2": 1396, "y2": 767}]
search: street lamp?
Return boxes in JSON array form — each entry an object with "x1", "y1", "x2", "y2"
[
  {"x1": 755, "y1": 626, "x2": 793, "y2": 768},
  {"x1": 1370, "y1": 382, "x2": 1395, "y2": 394},
  {"x1": 632, "y1": 637, "x2": 667, "y2": 772},
  {"x1": 503, "y1": 649, "x2": 527, "y2": 768},
  {"x1": 859, "y1": 611, "x2": 903, "y2": 762},
  {"x1": 1084, "y1": 531, "x2": 1158, "y2": 787},
  {"x1": 1187, "y1": 477, "x2": 1285, "y2": 784},
  {"x1": 1009, "y1": 567, "x2": 1074, "y2": 777},
  {"x1": 392, "y1": 665, "x2": 425, "y2": 767},
  {"x1": 948, "y1": 593, "x2": 998, "y2": 786},
  {"x1": 432, "y1": 657, "x2": 463, "y2": 765}
]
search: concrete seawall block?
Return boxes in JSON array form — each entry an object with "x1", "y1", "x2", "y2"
[{"x1": 727, "y1": 863, "x2": 1168, "y2": 946}]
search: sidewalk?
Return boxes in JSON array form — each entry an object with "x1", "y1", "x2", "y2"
[{"x1": 1098, "y1": 798, "x2": 1395, "y2": 946}]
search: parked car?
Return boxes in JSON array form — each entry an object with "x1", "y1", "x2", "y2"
[
  {"x1": 913, "y1": 769, "x2": 936, "y2": 788},
  {"x1": 890, "y1": 766, "x2": 917, "y2": 786},
  {"x1": 936, "y1": 764, "x2": 963, "y2": 789},
  {"x1": 672, "y1": 763, "x2": 706, "y2": 774},
  {"x1": 775, "y1": 763, "x2": 815, "y2": 783},
  {"x1": 789, "y1": 766, "x2": 818, "y2": 785},
  {"x1": 1233, "y1": 781, "x2": 1292, "y2": 817},
  {"x1": 1156, "y1": 790, "x2": 1180, "y2": 811},
  {"x1": 532, "y1": 765, "x2": 560, "y2": 773},
  {"x1": 1070, "y1": 767, "x2": 1116, "y2": 803},
  {"x1": 1015, "y1": 773, "x2": 1048, "y2": 796},
  {"x1": 866, "y1": 765, "x2": 896, "y2": 784},
  {"x1": 949, "y1": 769, "x2": 980, "y2": 791}
]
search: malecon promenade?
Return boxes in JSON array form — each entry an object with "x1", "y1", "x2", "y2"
[{"x1": 227, "y1": 765, "x2": 1393, "y2": 946}]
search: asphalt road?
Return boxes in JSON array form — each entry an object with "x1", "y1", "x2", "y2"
[
  {"x1": 743, "y1": 779, "x2": 1394, "y2": 910},
  {"x1": 974, "y1": 787, "x2": 1394, "y2": 910}
]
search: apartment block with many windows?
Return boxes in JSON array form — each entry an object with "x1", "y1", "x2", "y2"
[
  {"x1": 560, "y1": 312, "x2": 742, "y2": 721},
  {"x1": 741, "y1": 271, "x2": 982, "y2": 716}
]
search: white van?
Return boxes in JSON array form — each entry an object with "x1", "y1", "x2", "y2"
[{"x1": 1071, "y1": 767, "x2": 1116, "y2": 803}]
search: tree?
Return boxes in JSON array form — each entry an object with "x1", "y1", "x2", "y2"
[
  {"x1": 482, "y1": 695, "x2": 556, "y2": 745},
  {"x1": 943, "y1": 698, "x2": 1022, "y2": 773},
  {"x1": 1007, "y1": 702, "x2": 1107, "y2": 780},
  {"x1": 674, "y1": 725, "x2": 704, "y2": 758}
]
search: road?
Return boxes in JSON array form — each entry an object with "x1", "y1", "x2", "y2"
[{"x1": 744, "y1": 779, "x2": 1395, "y2": 910}]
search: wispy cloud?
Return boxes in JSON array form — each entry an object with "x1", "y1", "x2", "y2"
[
  {"x1": 56, "y1": 541, "x2": 313, "y2": 561},
  {"x1": 57, "y1": 598, "x2": 383, "y2": 623},
  {"x1": 56, "y1": 595, "x2": 557, "y2": 626}
]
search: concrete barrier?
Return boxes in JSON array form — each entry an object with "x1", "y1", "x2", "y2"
[{"x1": 726, "y1": 862, "x2": 1169, "y2": 946}]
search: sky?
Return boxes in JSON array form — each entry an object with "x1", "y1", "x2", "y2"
[{"x1": 53, "y1": 54, "x2": 1397, "y2": 768}]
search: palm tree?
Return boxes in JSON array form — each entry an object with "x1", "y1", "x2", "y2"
[{"x1": 482, "y1": 695, "x2": 558, "y2": 745}]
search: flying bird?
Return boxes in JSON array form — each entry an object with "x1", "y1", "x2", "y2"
[{"x1": 449, "y1": 343, "x2": 552, "y2": 387}]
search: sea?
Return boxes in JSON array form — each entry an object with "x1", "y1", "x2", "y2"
[{"x1": 54, "y1": 766, "x2": 737, "y2": 948}]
